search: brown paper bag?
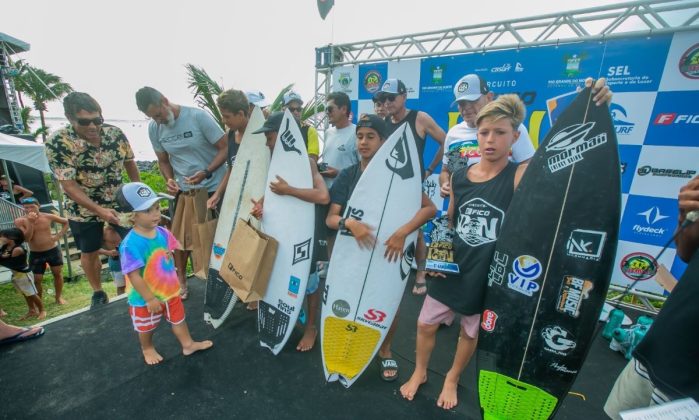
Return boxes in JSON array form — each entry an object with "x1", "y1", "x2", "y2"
[
  {"x1": 192, "y1": 210, "x2": 218, "y2": 280},
  {"x1": 220, "y1": 218, "x2": 278, "y2": 302},
  {"x1": 171, "y1": 188, "x2": 210, "y2": 250}
]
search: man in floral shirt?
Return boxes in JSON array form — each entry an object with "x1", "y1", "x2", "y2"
[{"x1": 45, "y1": 92, "x2": 140, "y2": 308}]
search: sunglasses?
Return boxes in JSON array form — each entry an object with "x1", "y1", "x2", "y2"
[
  {"x1": 76, "y1": 117, "x2": 104, "y2": 127},
  {"x1": 288, "y1": 106, "x2": 302, "y2": 113},
  {"x1": 325, "y1": 105, "x2": 335, "y2": 113},
  {"x1": 380, "y1": 94, "x2": 398, "y2": 103}
]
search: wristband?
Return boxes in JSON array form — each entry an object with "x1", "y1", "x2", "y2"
[{"x1": 338, "y1": 217, "x2": 347, "y2": 231}]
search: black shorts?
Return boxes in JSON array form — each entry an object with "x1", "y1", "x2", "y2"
[
  {"x1": 68, "y1": 220, "x2": 130, "y2": 253},
  {"x1": 29, "y1": 246, "x2": 63, "y2": 275}
]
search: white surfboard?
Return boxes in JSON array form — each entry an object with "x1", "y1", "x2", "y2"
[
  {"x1": 321, "y1": 123, "x2": 422, "y2": 387},
  {"x1": 258, "y1": 110, "x2": 315, "y2": 354},
  {"x1": 204, "y1": 106, "x2": 270, "y2": 328}
]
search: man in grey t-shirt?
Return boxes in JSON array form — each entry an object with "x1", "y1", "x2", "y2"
[
  {"x1": 320, "y1": 92, "x2": 358, "y2": 189},
  {"x1": 135, "y1": 87, "x2": 227, "y2": 298}
]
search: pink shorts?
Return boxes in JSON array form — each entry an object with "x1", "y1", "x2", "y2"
[
  {"x1": 129, "y1": 296, "x2": 185, "y2": 333},
  {"x1": 418, "y1": 294, "x2": 480, "y2": 339}
]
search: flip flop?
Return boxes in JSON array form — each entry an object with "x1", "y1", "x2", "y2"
[
  {"x1": 412, "y1": 281, "x2": 427, "y2": 296},
  {"x1": 0, "y1": 326, "x2": 45, "y2": 346},
  {"x1": 378, "y1": 357, "x2": 399, "y2": 382}
]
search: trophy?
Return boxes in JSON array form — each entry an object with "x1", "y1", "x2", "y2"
[{"x1": 425, "y1": 214, "x2": 460, "y2": 274}]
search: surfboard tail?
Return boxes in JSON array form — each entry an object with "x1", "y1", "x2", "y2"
[
  {"x1": 322, "y1": 317, "x2": 381, "y2": 387},
  {"x1": 203, "y1": 268, "x2": 239, "y2": 329},
  {"x1": 478, "y1": 370, "x2": 559, "y2": 420}
]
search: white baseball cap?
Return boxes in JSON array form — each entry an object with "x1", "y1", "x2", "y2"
[
  {"x1": 283, "y1": 90, "x2": 303, "y2": 106},
  {"x1": 452, "y1": 74, "x2": 489, "y2": 106},
  {"x1": 246, "y1": 90, "x2": 270, "y2": 108}
]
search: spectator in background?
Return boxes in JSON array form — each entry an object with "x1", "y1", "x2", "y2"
[
  {"x1": 245, "y1": 90, "x2": 271, "y2": 118},
  {"x1": 45, "y1": 92, "x2": 140, "y2": 308},
  {"x1": 0, "y1": 175, "x2": 33, "y2": 203}
]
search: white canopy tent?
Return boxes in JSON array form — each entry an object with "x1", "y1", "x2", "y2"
[{"x1": 0, "y1": 132, "x2": 52, "y2": 173}]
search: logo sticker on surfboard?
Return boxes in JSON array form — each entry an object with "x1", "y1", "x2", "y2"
[
  {"x1": 481, "y1": 309, "x2": 498, "y2": 332},
  {"x1": 488, "y1": 251, "x2": 509, "y2": 287},
  {"x1": 279, "y1": 119, "x2": 302, "y2": 155},
  {"x1": 566, "y1": 229, "x2": 606, "y2": 261},
  {"x1": 385, "y1": 131, "x2": 414, "y2": 180},
  {"x1": 541, "y1": 325, "x2": 577, "y2": 355},
  {"x1": 507, "y1": 255, "x2": 542, "y2": 297},
  {"x1": 556, "y1": 275, "x2": 593, "y2": 318},
  {"x1": 292, "y1": 238, "x2": 311, "y2": 265},
  {"x1": 545, "y1": 122, "x2": 607, "y2": 173}
]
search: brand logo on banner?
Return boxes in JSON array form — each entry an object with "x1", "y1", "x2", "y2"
[
  {"x1": 545, "y1": 122, "x2": 608, "y2": 173},
  {"x1": 620, "y1": 252, "x2": 657, "y2": 281},
  {"x1": 557, "y1": 275, "x2": 593, "y2": 318},
  {"x1": 507, "y1": 255, "x2": 542, "y2": 297},
  {"x1": 385, "y1": 131, "x2": 414, "y2": 180},
  {"x1": 456, "y1": 198, "x2": 505, "y2": 247},
  {"x1": 481, "y1": 310, "x2": 498, "y2": 332},
  {"x1": 634, "y1": 206, "x2": 669, "y2": 237},
  {"x1": 679, "y1": 43, "x2": 699, "y2": 79},
  {"x1": 636, "y1": 165, "x2": 696, "y2": 179},
  {"x1": 338, "y1": 72, "x2": 352, "y2": 91},
  {"x1": 654, "y1": 113, "x2": 699, "y2": 125},
  {"x1": 431, "y1": 64, "x2": 445, "y2": 84},
  {"x1": 363, "y1": 70, "x2": 382, "y2": 93},
  {"x1": 610, "y1": 103, "x2": 635, "y2": 136},
  {"x1": 542, "y1": 326, "x2": 577, "y2": 355},
  {"x1": 566, "y1": 229, "x2": 606, "y2": 261},
  {"x1": 491, "y1": 63, "x2": 512, "y2": 73},
  {"x1": 564, "y1": 53, "x2": 585, "y2": 77},
  {"x1": 515, "y1": 62, "x2": 525, "y2": 72}
]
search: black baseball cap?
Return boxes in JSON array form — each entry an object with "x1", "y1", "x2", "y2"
[
  {"x1": 252, "y1": 111, "x2": 284, "y2": 134},
  {"x1": 356, "y1": 114, "x2": 388, "y2": 139}
]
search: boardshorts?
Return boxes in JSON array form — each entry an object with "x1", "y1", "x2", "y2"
[
  {"x1": 419, "y1": 294, "x2": 480, "y2": 339},
  {"x1": 128, "y1": 296, "x2": 185, "y2": 333}
]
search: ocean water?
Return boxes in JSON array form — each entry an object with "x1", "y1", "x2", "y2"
[{"x1": 32, "y1": 117, "x2": 157, "y2": 161}]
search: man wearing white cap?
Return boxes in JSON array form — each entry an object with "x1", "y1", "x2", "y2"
[
  {"x1": 438, "y1": 74, "x2": 535, "y2": 199},
  {"x1": 283, "y1": 91, "x2": 320, "y2": 161},
  {"x1": 245, "y1": 90, "x2": 270, "y2": 118},
  {"x1": 375, "y1": 78, "x2": 446, "y2": 296}
]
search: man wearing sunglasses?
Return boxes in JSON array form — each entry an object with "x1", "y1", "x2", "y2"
[
  {"x1": 135, "y1": 86, "x2": 227, "y2": 300},
  {"x1": 282, "y1": 91, "x2": 319, "y2": 161},
  {"x1": 45, "y1": 92, "x2": 140, "y2": 308}
]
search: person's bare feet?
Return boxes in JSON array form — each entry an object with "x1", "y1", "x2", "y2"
[
  {"x1": 437, "y1": 376, "x2": 459, "y2": 410},
  {"x1": 296, "y1": 326, "x2": 317, "y2": 352},
  {"x1": 19, "y1": 311, "x2": 38, "y2": 321},
  {"x1": 142, "y1": 347, "x2": 164, "y2": 365},
  {"x1": 56, "y1": 297, "x2": 67, "y2": 305},
  {"x1": 183, "y1": 340, "x2": 213, "y2": 356},
  {"x1": 37, "y1": 311, "x2": 47, "y2": 320},
  {"x1": 0, "y1": 308, "x2": 7, "y2": 317},
  {"x1": 400, "y1": 371, "x2": 427, "y2": 401},
  {"x1": 246, "y1": 301, "x2": 258, "y2": 311}
]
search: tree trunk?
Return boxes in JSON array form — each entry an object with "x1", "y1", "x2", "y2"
[{"x1": 39, "y1": 109, "x2": 47, "y2": 142}]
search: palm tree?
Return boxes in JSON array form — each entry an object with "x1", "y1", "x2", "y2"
[
  {"x1": 14, "y1": 64, "x2": 73, "y2": 141},
  {"x1": 184, "y1": 64, "x2": 224, "y2": 130}
]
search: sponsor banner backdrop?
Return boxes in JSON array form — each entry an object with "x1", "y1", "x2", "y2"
[
  {"x1": 331, "y1": 31, "x2": 698, "y2": 290},
  {"x1": 332, "y1": 65, "x2": 359, "y2": 100}
]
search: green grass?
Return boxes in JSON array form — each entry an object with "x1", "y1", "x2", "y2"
[{"x1": 0, "y1": 267, "x2": 117, "y2": 327}]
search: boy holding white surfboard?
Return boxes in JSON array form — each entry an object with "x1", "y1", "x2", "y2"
[
  {"x1": 325, "y1": 114, "x2": 437, "y2": 382},
  {"x1": 250, "y1": 111, "x2": 330, "y2": 353}
]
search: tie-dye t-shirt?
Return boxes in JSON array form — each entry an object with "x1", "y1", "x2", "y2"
[{"x1": 120, "y1": 226, "x2": 181, "y2": 306}]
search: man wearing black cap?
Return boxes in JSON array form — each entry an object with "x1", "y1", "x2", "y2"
[
  {"x1": 375, "y1": 78, "x2": 446, "y2": 296},
  {"x1": 250, "y1": 111, "x2": 330, "y2": 352}
]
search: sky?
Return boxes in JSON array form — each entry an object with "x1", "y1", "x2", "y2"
[{"x1": 3, "y1": 0, "x2": 626, "y2": 121}]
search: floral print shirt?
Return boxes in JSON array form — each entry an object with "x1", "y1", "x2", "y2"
[{"x1": 45, "y1": 124, "x2": 135, "y2": 222}]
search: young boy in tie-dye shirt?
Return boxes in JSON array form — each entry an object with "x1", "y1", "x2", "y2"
[{"x1": 117, "y1": 182, "x2": 212, "y2": 365}]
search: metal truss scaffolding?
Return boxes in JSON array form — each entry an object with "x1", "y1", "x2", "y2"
[{"x1": 313, "y1": 0, "x2": 699, "y2": 128}]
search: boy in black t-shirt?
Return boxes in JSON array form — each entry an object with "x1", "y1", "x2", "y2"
[
  {"x1": 327, "y1": 114, "x2": 437, "y2": 382},
  {"x1": 400, "y1": 95, "x2": 529, "y2": 410}
]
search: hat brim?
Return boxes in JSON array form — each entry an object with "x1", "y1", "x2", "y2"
[
  {"x1": 451, "y1": 93, "x2": 483, "y2": 107},
  {"x1": 133, "y1": 196, "x2": 165, "y2": 212},
  {"x1": 251, "y1": 126, "x2": 275, "y2": 134},
  {"x1": 252, "y1": 100, "x2": 270, "y2": 108}
]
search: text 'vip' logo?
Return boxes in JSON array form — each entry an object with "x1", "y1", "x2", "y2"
[
  {"x1": 292, "y1": 238, "x2": 311, "y2": 265},
  {"x1": 566, "y1": 229, "x2": 606, "y2": 261},
  {"x1": 385, "y1": 130, "x2": 414, "y2": 180},
  {"x1": 279, "y1": 119, "x2": 302, "y2": 155},
  {"x1": 507, "y1": 255, "x2": 542, "y2": 297}
]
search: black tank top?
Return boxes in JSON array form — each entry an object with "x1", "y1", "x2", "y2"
[
  {"x1": 428, "y1": 162, "x2": 518, "y2": 315},
  {"x1": 385, "y1": 110, "x2": 426, "y2": 172},
  {"x1": 0, "y1": 244, "x2": 30, "y2": 273}
]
